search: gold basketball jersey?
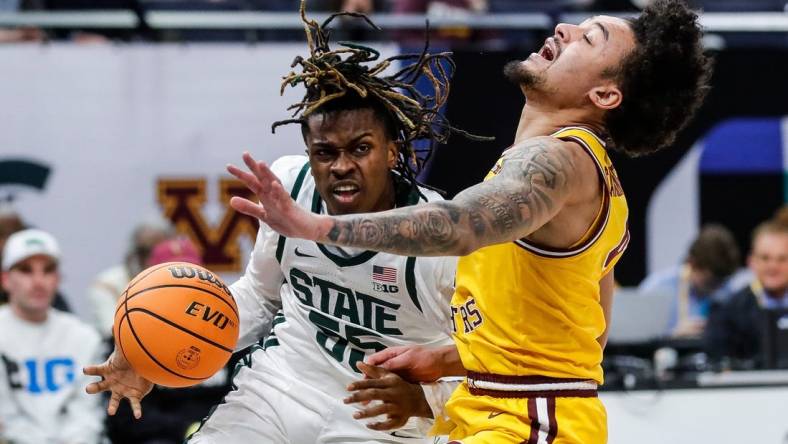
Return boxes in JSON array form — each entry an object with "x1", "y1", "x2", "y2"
[{"x1": 451, "y1": 127, "x2": 629, "y2": 384}]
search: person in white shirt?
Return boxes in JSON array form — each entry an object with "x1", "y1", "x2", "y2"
[
  {"x1": 86, "y1": 219, "x2": 174, "y2": 340},
  {"x1": 0, "y1": 229, "x2": 104, "y2": 444}
]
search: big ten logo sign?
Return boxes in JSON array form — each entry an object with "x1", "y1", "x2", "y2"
[
  {"x1": 158, "y1": 178, "x2": 259, "y2": 273},
  {"x1": 2, "y1": 354, "x2": 75, "y2": 394}
]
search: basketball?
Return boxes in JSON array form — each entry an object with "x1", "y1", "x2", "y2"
[{"x1": 113, "y1": 262, "x2": 239, "y2": 387}]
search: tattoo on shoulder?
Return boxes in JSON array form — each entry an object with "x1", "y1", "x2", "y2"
[{"x1": 325, "y1": 137, "x2": 575, "y2": 256}]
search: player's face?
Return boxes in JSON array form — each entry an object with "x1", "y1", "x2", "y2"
[
  {"x1": 2, "y1": 255, "x2": 59, "y2": 318},
  {"x1": 505, "y1": 15, "x2": 635, "y2": 107},
  {"x1": 305, "y1": 108, "x2": 398, "y2": 215},
  {"x1": 749, "y1": 232, "x2": 788, "y2": 295}
]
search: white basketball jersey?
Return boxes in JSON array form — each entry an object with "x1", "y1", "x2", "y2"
[{"x1": 233, "y1": 155, "x2": 456, "y2": 396}]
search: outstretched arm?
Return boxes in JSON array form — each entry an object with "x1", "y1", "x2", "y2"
[{"x1": 229, "y1": 136, "x2": 579, "y2": 256}]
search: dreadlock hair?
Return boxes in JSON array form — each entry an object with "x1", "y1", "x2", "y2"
[
  {"x1": 273, "y1": 0, "x2": 491, "y2": 190},
  {"x1": 604, "y1": 0, "x2": 713, "y2": 156}
]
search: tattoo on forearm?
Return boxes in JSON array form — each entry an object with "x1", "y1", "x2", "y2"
[{"x1": 325, "y1": 138, "x2": 574, "y2": 256}]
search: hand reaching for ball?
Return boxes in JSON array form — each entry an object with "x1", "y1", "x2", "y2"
[{"x1": 84, "y1": 350, "x2": 153, "y2": 419}]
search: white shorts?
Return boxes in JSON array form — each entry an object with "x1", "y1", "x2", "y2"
[{"x1": 188, "y1": 347, "x2": 441, "y2": 444}]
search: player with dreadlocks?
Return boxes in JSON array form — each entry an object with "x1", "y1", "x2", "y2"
[
  {"x1": 84, "y1": 1, "x2": 486, "y2": 442},
  {"x1": 271, "y1": 0, "x2": 488, "y2": 195}
]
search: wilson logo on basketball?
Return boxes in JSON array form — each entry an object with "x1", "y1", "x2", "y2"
[
  {"x1": 185, "y1": 301, "x2": 235, "y2": 330},
  {"x1": 158, "y1": 178, "x2": 259, "y2": 273},
  {"x1": 168, "y1": 265, "x2": 232, "y2": 298}
]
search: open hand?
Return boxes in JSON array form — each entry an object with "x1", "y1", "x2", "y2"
[
  {"x1": 83, "y1": 350, "x2": 153, "y2": 419},
  {"x1": 227, "y1": 152, "x2": 325, "y2": 241},
  {"x1": 344, "y1": 362, "x2": 432, "y2": 431}
]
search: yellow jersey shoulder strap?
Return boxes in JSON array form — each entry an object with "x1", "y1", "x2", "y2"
[
  {"x1": 550, "y1": 126, "x2": 609, "y2": 168},
  {"x1": 551, "y1": 126, "x2": 624, "y2": 197}
]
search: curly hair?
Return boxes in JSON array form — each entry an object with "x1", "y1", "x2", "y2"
[
  {"x1": 273, "y1": 0, "x2": 491, "y2": 188},
  {"x1": 605, "y1": 0, "x2": 713, "y2": 156}
]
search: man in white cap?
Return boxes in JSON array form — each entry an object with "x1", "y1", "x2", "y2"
[{"x1": 0, "y1": 229, "x2": 104, "y2": 444}]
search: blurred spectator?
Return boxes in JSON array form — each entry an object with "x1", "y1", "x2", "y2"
[
  {"x1": 0, "y1": 210, "x2": 26, "y2": 306},
  {"x1": 774, "y1": 204, "x2": 788, "y2": 226},
  {"x1": 705, "y1": 220, "x2": 788, "y2": 367},
  {"x1": 395, "y1": 0, "x2": 488, "y2": 13},
  {"x1": 639, "y1": 224, "x2": 745, "y2": 338},
  {"x1": 0, "y1": 211, "x2": 71, "y2": 312},
  {"x1": 106, "y1": 237, "x2": 230, "y2": 444},
  {"x1": 86, "y1": 218, "x2": 173, "y2": 340},
  {"x1": 341, "y1": 0, "x2": 375, "y2": 13},
  {"x1": 393, "y1": 0, "x2": 488, "y2": 45},
  {"x1": 492, "y1": 0, "x2": 591, "y2": 13},
  {"x1": 145, "y1": 236, "x2": 202, "y2": 267},
  {"x1": 0, "y1": 27, "x2": 45, "y2": 43},
  {"x1": 0, "y1": 229, "x2": 104, "y2": 444},
  {"x1": 0, "y1": 210, "x2": 25, "y2": 264},
  {"x1": 0, "y1": 0, "x2": 46, "y2": 43}
]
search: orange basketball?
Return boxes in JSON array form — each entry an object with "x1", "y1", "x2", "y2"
[{"x1": 113, "y1": 262, "x2": 239, "y2": 387}]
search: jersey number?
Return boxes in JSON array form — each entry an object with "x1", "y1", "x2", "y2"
[{"x1": 308, "y1": 311, "x2": 387, "y2": 372}]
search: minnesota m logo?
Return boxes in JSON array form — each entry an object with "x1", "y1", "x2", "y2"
[{"x1": 158, "y1": 178, "x2": 258, "y2": 272}]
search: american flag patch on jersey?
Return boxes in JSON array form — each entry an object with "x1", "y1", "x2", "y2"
[{"x1": 372, "y1": 265, "x2": 397, "y2": 283}]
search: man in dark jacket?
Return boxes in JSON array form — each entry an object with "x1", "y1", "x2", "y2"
[{"x1": 705, "y1": 220, "x2": 788, "y2": 367}]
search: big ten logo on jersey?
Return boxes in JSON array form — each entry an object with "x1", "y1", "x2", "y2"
[
  {"x1": 185, "y1": 301, "x2": 235, "y2": 330},
  {"x1": 288, "y1": 266, "x2": 402, "y2": 372},
  {"x1": 158, "y1": 178, "x2": 259, "y2": 273},
  {"x1": 371, "y1": 264, "x2": 399, "y2": 293},
  {"x1": 451, "y1": 297, "x2": 483, "y2": 334},
  {"x1": 1, "y1": 354, "x2": 75, "y2": 394}
]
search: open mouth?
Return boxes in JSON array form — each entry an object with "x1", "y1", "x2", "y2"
[
  {"x1": 331, "y1": 183, "x2": 360, "y2": 203},
  {"x1": 538, "y1": 38, "x2": 558, "y2": 62}
]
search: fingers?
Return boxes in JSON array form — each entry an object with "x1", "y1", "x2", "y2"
[
  {"x1": 365, "y1": 347, "x2": 407, "y2": 366},
  {"x1": 241, "y1": 153, "x2": 272, "y2": 194},
  {"x1": 242, "y1": 152, "x2": 279, "y2": 188},
  {"x1": 269, "y1": 180, "x2": 290, "y2": 205},
  {"x1": 344, "y1": 388, "x2": 392, "y2": 405},
  {"x1": 85, "y1": 378, "x2": 112, "y2": 395},
  {"x1": 347, "y1": 377, "x2": 393, "y2": 392},
  {"x1": 227, "y1": 164, "x2": 262, "y2": 195},
  {"x1": 230, "y1": 197, "x2": 267, "y2": 220},
  {"x1": 375, "y1": 352, "x2": 415, "y2": 373},
  {"x1": 82, "y1": 365, "x2": 105, "y2": 377},
  {"x1": 352, "y1": 402, "x2": 390, "y2": 420},
  {"x1": 107, "y1": 392, "x2": 121, "y2": 416},
  {"x1": 228, "y1": 156, "x2": 284, "y2": 212},
  {"x1": 130, "y1": 397, "x2": 143, "y2": 419},
  {"x1": 356, "y1": 362, "x2": 387, "y2": 379},
  {"x1": 366, "y1": 417, "x2": 406, "y2": 431},
  {"x1": 106, "y1": 392, "x2": 143, "y2": 419}
]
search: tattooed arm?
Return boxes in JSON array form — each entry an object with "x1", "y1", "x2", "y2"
[
  {"x1": 323, "y1": 137, "x2": 578, "y2": 255},
  {"x1": 228, "y1": 136, "x2": 582, "y2": 257}
]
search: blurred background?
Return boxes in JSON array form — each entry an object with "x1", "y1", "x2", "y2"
[{"x1": 1, "y1": 0, "x2": 787, "y2": 443}]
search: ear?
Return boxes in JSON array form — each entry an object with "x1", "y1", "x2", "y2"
[
  {"x1": 588, "y1": 84, "x2": 623, "y2": 110},
  {"x1": 386, "y1": 140, "x2": 399, "y2": 169}
]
